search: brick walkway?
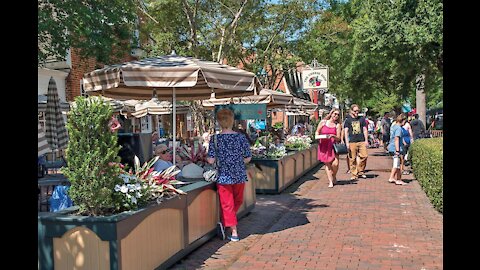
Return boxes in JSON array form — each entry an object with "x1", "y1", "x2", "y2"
[{"x1": 170, "y1": 148, "x2": 443, "y2": 270}]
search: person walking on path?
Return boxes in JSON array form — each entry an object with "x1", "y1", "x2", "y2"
[
  {"x1": 341, "y1": 113, "x2": 351, "y2": 174},
  {"x1": 387, "y1": 113, "x2": 408, "y2": 185},
  {"x1": 316, "y1": 108, "x2": 342, "y2": 188},
  {"x1": 380, "y1": 112, "x2": 392, "y2": 152},
  {"x1": 344, "y1": 104, "x2": 369, "y2": 180},
  {"x1": 410, "y1": 113, "x2": 426, "y2": 140},
  {"x1": 401, "y1": 117, "x2": 414, "y2": 172},
  {"x1": 207, "y1": 108, "x2": 252, "y2": 242}
]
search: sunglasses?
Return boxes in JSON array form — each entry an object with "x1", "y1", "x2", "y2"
[
  {"x1": 161, "y1": 149, "x2": 172, "y2": 154},
  {"x1": 353, "y1": 110, "x2": 359, "y2": 113}
]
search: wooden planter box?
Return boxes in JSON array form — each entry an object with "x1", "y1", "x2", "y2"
[
  {"x1": 38, "y1": 178, "x2": 256, "y2": 270},
  {"x1": 251, "y1": 144, "x2": 321, "y2": 194}
]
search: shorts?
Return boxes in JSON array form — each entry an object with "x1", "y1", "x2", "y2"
[{"x1": 382, "y1": 134, "x2": 390, "y2": 143}]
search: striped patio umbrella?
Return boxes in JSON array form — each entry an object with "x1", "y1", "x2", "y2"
[
  {"x1": 82, "y1": 54, "x2": 262, "y2": 165},
  {"x1": 82, "y1": 55, "x2": 262, "y2": 100},
  {"x1": 45, "y1": 77, "x2": 68, "y2": 151},
  {"x1": 122, "y1": 98, "x2": 190, "y2": 118},
  {"x1": 38, "y1": 123, "x2": 52, "y2": 157},
  {"x1": 202, "y1": 89, "x2": 293, "y2": 109},
  {"x1": 287, "y1": 97, "x2": 318, "y2": 112}
]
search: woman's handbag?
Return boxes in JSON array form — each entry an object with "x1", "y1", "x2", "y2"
[
  {"x1": 333, "y1": 143, "x2": 348, "y2": 155},
  {"x1": 203, "y1": 135, "x2": 218, "y2": 182}
]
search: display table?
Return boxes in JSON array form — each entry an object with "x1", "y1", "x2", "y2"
[{"x1": 251, "y1": 144, "x2": 321, "y2": 194}]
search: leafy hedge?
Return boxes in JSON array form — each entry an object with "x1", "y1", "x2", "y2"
[{"x1": 409, "y1": 137, "x2": 443, "y2": 213}]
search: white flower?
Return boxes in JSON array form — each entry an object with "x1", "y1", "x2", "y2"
[
  {"x1": 127, "y1": 184, "x2": 136, "y2": 191},
  {"x1": 135, "y1": 183, "x2": 142, "y2": 190},
  {"x1": 120, "y1": 185, "x2": 129, "y2": 194},
  {"x1": 136, "y1": 191, "x2": 142, "y2": 198},
  {"x1": 114, "y1": 185, "x2": 121, "y2": 192},
  {"x1": 131, "y1": 197, "x2": 137, "y2": 204},
  {"x1": 120, "y1": 174, "x2": 131, "y2": 183}
]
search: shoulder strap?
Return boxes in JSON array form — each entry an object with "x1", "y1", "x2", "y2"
[{"x1": 214, "y1": 134, "x2": 219, "y2": 168}]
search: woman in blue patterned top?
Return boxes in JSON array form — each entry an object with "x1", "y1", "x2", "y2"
[{"x1": 207, "y1": 108, "x2": 252, "y2": 242}]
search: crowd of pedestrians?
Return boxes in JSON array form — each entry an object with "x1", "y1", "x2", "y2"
[{"x1": 315, "y1": 105, "x2": 430, "y2": 188}]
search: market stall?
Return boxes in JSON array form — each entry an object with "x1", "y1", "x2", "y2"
[{"x1": 38, "y1": 54, "x2": 262, "y2": 270}]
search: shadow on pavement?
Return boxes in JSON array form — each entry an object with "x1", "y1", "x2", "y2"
[
  {"x1": 335, "y1": 179, "x2": 358, "y2": 185},
  {"x1": 169, "y1": 163, "x2": 329, "y2": 269}
]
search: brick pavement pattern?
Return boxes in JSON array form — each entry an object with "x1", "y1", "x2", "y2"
[{"x1": 170, "y1": 148, "x2": 443, "y2": 270}]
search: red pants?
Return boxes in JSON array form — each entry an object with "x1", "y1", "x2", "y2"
[{"x1": 217, "y1": 183, "x2": 245, "y2": 227}]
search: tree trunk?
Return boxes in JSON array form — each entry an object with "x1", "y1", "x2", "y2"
[
  {"x1": 190, "y1": 100, "x2": 206, "y2": 135},
  {"x1": 415, "y1": 72, "x2": 426, "y2": 125},
  {"x1": 216, "y1": 27, "x2": 226, "y2": 63}
]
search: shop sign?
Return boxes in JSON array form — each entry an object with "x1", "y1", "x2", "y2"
[
  {"x1": 214, "y1": 104, "x2": 267, "y2": 120},
  {"x1": 302, "y1": 67, "x2": 328, "y2": 90}
]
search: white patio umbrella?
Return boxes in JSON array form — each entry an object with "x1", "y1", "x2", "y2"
[
  {"x1": 45, "y1": 77, "x2": 69, "y2": 159},
  {"x1": 82, "y1": 54, "x2": 262, "y2": 164}
]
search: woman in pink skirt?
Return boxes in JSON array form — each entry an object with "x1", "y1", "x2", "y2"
[{"x1": 316, "y1": 108, "x2": 342, "y2": 188}]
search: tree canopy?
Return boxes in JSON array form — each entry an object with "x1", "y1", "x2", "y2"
[{"x1": 38, "y1": 0, "x2": 442, "y2": 116}]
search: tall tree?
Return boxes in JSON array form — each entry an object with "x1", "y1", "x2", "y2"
[
  {"x1": 349, "y1": 0, "x2": 443, "y2": 123},
  {"x1": 38, "y1": 0, "x2": 139, "y2": 64}
]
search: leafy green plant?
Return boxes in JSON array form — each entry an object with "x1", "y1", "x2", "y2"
[
  {"x1": 410, "y1": 137, "x2": 443, "y2": 213},
  {"x1": 114, "y1": 156, "x2": 187, "y2": 211},
  {"x1": 63, "y1": 96, "x2": 124, "y2": 216}
]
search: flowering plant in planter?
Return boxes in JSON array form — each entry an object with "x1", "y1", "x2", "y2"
[
  {"x1": 284, "y1": 135, "x2": 312, "y2": 151},
  {"x1": 64, "y1": 96, "x2": 188, "y2": 216},
  {"x1": 114, "y1": 156, "x2": 187, "y2": 211},
  {"x1": 177, "y1": 144, "x2": 207, "y2": 167}
]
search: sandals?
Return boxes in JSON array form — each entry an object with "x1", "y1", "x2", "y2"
[
  {"x1": 328, "y1": 183, "x2": 334, "y2": 188},
  {"x1": 395, "y1": 180, "x2": 407, "y2": 185},
  {"x1": 388, "y1": 179, "x2": 396, "y2": 183}
]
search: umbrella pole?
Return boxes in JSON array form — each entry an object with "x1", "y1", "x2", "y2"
[{"x1": 173, "y1": 87, "x2": 176, "y2": 166}]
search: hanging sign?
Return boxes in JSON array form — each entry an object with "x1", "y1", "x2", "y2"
[
  {"x1": 214, "y1": 104, "x2": 267, "y2": 120},
  {"x1": 302, "y1": 67, "x2": 329, "y2": 90}
]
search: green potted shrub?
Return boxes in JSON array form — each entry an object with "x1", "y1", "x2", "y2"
[{"x1": 38, "y1": 96, "x2": 219, "y2": 270}]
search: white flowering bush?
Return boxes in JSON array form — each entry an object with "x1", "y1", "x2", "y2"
[
  {"x1": 285, "y1": 135, "x2": 312, "y2": 150},
  {"x1": 266, "y1": 144, "x2": 287, "y2": 159}
]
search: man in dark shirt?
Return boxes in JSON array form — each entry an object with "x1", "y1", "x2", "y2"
[
  {"x1": 344, "y1": 104, "x2": 369, "y2": 180},
  {"x1": 380, "y1": 112, "x2": 391, "y2": 151},
  {"x1": 410, "y1": 114, "x2": 426, "y2": 139}
]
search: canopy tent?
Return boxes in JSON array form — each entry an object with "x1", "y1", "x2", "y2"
[
  {"x1": 202, "y1": 89, "x2": 293, "y2": 109},
  {"x1": 83, "y1": 54, "x2": 262, "y2": 164}
]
